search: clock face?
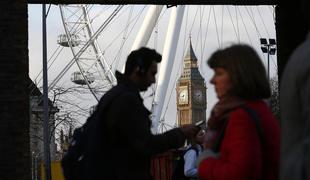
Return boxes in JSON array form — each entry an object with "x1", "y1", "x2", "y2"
[
  {"x1": 194, "y1": 89, "x2": 203, "y2": 103},
  {"x1": 179, "y1": 88, "x2": 188, "y2": 104}
]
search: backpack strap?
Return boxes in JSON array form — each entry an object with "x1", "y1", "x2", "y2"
[{"x1": 212, "y1": 104, "x2": 264, "y2": 152}]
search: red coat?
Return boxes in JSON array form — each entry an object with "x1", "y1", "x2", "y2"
[{"x1": 198, "y1": 100, "x2": 280, "y2": 180}]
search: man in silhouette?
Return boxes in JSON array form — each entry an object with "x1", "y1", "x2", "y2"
[{"x1": 90, "y1": 47, "x2": 199, "y2": 180}]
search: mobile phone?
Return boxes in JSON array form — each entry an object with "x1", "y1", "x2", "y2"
[{"x1": 195, "y1": 120, "x2": 205, "y2": 127}]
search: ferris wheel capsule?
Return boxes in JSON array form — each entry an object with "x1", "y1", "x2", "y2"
[
  {"x1": 71, "y1": 71, "x2": 95, "y2": 85},
  {"x1": 57, "y1": 34, "x2": 81, "y2": 47}
]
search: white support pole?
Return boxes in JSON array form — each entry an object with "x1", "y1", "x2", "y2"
[
  {"x1": 131, "y1": 5, "x2": 163, "y2": 51},
  {"x1": 122, "y1": 5, "x2": 163, "y2": 73},
  {"x1": 151, "y1": 6, "x2": 185, "y2": 133}
]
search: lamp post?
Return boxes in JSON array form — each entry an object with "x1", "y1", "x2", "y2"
[
  {"x1": 42, "y1": 4, "x2": 51, "y2": 180},
  {"x1": 260, "y1": 38, "x2": 276, "y2": 80}
]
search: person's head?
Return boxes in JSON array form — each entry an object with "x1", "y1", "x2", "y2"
[
  {"x1": 208, "y1": 44, "x2": 271, "y2": 100},
  {"x1": 188, "y1": 129, "x2": 205, "y2": 146},
  {"x1": 124, "y1": 47, "x2": 162, "y2": 91}
]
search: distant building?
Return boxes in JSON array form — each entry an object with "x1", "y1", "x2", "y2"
[
  {"x1": 58, "y1": 127, "x2": 73, "y2": 158},
  {"x1": 28, "y1": 78, "x2": 59, "y2": 179}
]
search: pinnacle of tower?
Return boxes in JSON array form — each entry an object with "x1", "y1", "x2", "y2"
[{"x1": 185, "y1": 40, "x2": 197, "y2": 61}]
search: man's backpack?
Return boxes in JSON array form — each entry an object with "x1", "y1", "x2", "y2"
[
  {"x1": 61, "y1": 110, "x2": 101, "y2": 180},
  {"x1": 61, "y1": 86, "x2": 125, "y2": 180},
  {"x1": 171, "y1": 146, "x2": 199, "y2": 180}
]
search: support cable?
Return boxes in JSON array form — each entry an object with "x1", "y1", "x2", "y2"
[
  {"x1": 237, "y1": 7, "x2": 253, "y2": 45},
  {"x1": 226, "y1": 6, "x2": 240, "y2": 41},
  {"x1": 245, "y1": 6, "x2": 262, "y2": 38},
  {"x1": 256, "y1": 6, "x2": 271, "y2": 38},
  {"x1": 212, "y1": 6, "x2": 221, "y2": 48}
]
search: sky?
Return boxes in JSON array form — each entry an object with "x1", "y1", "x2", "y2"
[{"x1": 28, "y1": 4, "x2": 277, "y2": 132}]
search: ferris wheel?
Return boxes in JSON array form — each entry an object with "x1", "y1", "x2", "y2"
[{"x1": 53, "y1": 5, "x2": 125, "y2": 101}]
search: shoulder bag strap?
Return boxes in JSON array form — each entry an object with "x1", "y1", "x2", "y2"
[
  {"x1": 240, "y1": 104, "x2": 264, "y2": 144},
  {"x1": 212, "y1": 105, "x2": 264, "y2": 152}
]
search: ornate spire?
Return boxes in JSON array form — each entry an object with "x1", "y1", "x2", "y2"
[
  {"x1": 180, "y1": 38, "x2": 204, "y2": 80},
  {"x1": 185, "y1": 38, "x2": 197, "y2": 61}
]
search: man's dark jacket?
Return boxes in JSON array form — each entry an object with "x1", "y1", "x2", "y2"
[{"x1": 89, "y1": 72, "x2": 186, "y2": 180}]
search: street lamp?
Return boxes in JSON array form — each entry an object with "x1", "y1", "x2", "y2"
[{"x1": 260, "y1": 38, "x2": 276, "y2": 80}]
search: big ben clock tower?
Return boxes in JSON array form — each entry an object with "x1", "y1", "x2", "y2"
[{"x1": 176, "y1": 41, "x2": 206, "y2": 126}]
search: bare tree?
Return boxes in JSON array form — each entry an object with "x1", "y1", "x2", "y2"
[
  {"x1": 49, "y1": 85, "x2": 96, "y2": 149},
  {"x1": 29, "y1": 82, "x2": 97, "y2": 162}
]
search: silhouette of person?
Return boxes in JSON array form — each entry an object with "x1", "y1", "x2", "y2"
[
  {"x1": 90, "y1": 47, "x2": 199, "y2": 180},
  {"x1": 280, "y1": 0, "x2": 310, "y2": 179}
]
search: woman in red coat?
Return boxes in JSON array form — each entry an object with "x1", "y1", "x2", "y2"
[{"x1": 197, "y1": 44, "x2": 280, "y2": 180}]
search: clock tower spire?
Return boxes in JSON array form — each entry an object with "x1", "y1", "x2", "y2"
[{"x1": 176, "y1": 40, "x2": 207, "y2": 126}]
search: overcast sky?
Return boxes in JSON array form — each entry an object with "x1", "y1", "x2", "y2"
[{"x1": 28, "y1": 4, "x2": 277, "y2": 131}]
